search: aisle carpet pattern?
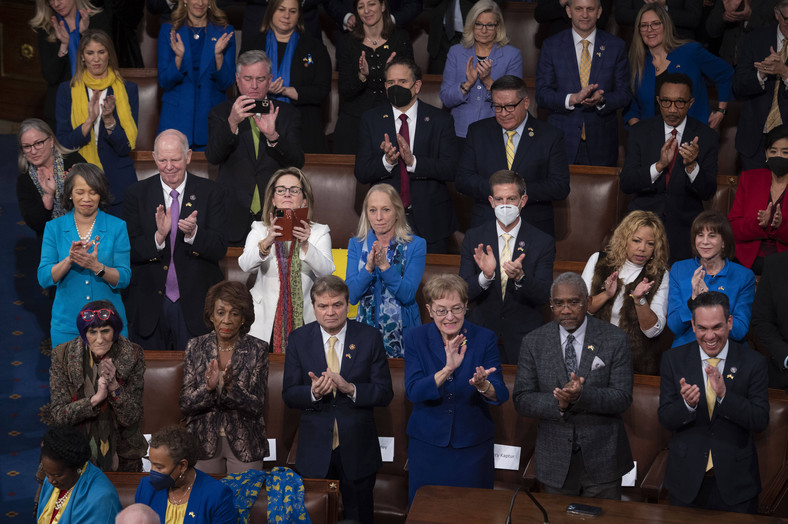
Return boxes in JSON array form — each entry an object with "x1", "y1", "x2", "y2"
[{"x1": 0, "y1": 133, "x2": 52, "y2": 520}]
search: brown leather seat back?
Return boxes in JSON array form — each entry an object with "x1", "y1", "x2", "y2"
[
  {"x1": 622, "y1": 376, "x2": 672, "y2": 489},
  {"x1": 140, "y1": 351, "x2": 185, "y2": 434},
  {"x1": 265, "y1": 355, "x2": 301, "y2": 468},
  {"x1": 119, "y1": 68, "x2": 161, "y2": 152},
  {"x1": 502, "y1": 3, "x2": 539, "y2": 79},
  {"x1": 706, "y1": 175, "x2": 739, "y2": 216},
  {"x1": 755, "y1": 389, "x2": 788, "y2": 508}
]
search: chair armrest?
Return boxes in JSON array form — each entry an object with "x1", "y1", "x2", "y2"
[
  {"x1": 640, "y1": 448, "x2": 669, "y2": 502},
  {"x1": 521, "y1": 454, "x2": 538, "y2": 490},
  {"x1": 758, "y1": 465, "x2": 788, "y2": 515},
  {"x1": 286, "y1": 429, "x2": 298, "y2": 466}
]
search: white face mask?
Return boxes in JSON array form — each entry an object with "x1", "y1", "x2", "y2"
[{"x1": 494, "y1": 204, "x2": 520, "y2": 226}]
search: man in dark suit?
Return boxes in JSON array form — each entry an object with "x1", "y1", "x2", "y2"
[
  {"x1": 619, "y1": 73, "x2": 718, "y2": 262},
  {"x1": 282, "y1": 275, "x2": 393, "y2": 524},
  {"x1": 751, "y1": 251, "x2": 788, "y2": 390},
  {"x1": 734, "y1": 1, "x2": 788, "y2": 170},
  {"x1": 513, "y1": 272, "x2": 634, "y2": 499},
  {"x1": 459, "y1": 171, "x2": 555, "y2": 364},
  {"x1": 659, "y1": 291, "x2": 769, "y2": 513},
  {"x1": 536, "y1": 0, "x2": 631, "y2": 167},
  {"x1": 355, "y1": 57, "x2": 458, "y2": 253},
  {"x1": 124, "y1": 129, "x2": 228, "y2": 351},
  {"x1": 456, "y1": 75, "x2": 571, "y2": 236},
  {"x1": 206, "y1": 50, "x2": 305, "y2": 246}
]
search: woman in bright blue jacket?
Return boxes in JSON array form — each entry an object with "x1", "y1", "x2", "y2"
[
  {"x1": 157, "y1": 0, "x2": 235, "y2": 150},
  {"x1": 346, "y1": 184, "x2": 426, "y2": 359}
]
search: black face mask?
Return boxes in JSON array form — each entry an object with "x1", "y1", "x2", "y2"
[
  {"x1": 387, "y1": 85, "x2": 414, "y2": 108},
  {"x1": 766, "y1": 156, "x2": 788, "y2": 177}
]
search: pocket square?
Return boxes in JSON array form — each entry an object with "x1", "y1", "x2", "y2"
[{"x1": 591, "y1": 356, "x2": 606, "y2": 371}]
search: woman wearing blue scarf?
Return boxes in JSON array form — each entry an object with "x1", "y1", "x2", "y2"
[
  {"x1": 240, "y1": 0, "x2": 332, "y2": 153},
  {"x1": 157, "y1": 0, "x2": 235, "y2": 151},
  {"x1": 29, "y1": 0, "x2": 111, "y2": 130},
  {"x1": 347, "y1": 184, "x2": 426, "y2": 358}
]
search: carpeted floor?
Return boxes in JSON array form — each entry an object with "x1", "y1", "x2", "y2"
[{"x1": 0, "y1": 133, "x2": 52, "y2": 520}]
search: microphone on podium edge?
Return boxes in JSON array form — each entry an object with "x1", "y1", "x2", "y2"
[{"x1": 505, "y1": 485, "x2": 549, "y2": 524}]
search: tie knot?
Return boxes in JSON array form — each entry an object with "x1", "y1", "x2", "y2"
[
  {"x1": 707, "y1": 357, "x2": 721, "y2": 367},
  {"x1": 502, "y1": 233, "x2": 512, "y2": 242},
  {"x1": 170, "y1": 189, "x2": 179, "y2": 199},
  {"x1": 671, "y1": 128, "x2": 678, "y2": 137},
  {"x1": 399, "y1": 114, "x2": 408, "y2": 123},
  {"x1": 328, "y1": 336, "x2": 338, "y2": 350},
  {"x1": 506, "y1": 130, "x2": 516, "y2": 139},
  {"x1": 581, "y1": 39, "x2": 590, "y2": 50},
  {"x1": 566, "y1": 333, "x2": 575, "y2": 344}
]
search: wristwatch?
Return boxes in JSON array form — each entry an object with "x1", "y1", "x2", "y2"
[
  {"x1": 714, "y1": 107, "x2": 727, "y2": 115},
  {"x1": 95, "y1": 264, "x2": 106, "y2": 278},
  {"x1": 629, "y1": 293, "x2": 646, "y2": 306}
]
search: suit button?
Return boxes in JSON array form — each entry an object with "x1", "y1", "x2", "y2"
[
  {"x1": 447, "y1": 393, "x2": 454, "y2": 400},
  {"x1": 447, "y1": 376, "x2": 453, "y2": 381},
  {"x1": 85, "y1": 280, "x2": 89, "y2": 285},
  {"x1": 163, "y1": 265, "x2": 168, "y2": 271},
  {"x1": 86, "y1": 296, "x2": 90, "y2": 300},
  {"x1": 158, "y1": 290, "x2": 163, "y2": 295},
  {"x1": 448, "y1": 410, "x2": 454, "y2": 414},
  {"x1": 192, "y1": 252, "x2": 199, "y2": 256}
]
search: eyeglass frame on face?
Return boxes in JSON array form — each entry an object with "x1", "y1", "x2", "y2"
[
  {"x1": 549, "y1": 299, "x2": 585, "y2": 311},
  {"x1": 657, "y1": 97, "x2": 691, "y2": 109},
  {"x1": 274, "y1": 185, "x2": 303, "y2": 196},
  {"x1": 81, "y1": 309, "x2": 114, "y2": 321},
  {"x1": 777, "y1": 8, "x2": 788, "y2": 21},
  {"x1": 430, "y1": 305, "x2": 467, "y2": 317},
  {"x1": 21, "y1": 136, "x2": 51, "y2": 153},
  {"x1": 639, "y1": 20, "x2": 663, "y2": 32},
  {"x1": 474, "y1": 22, "x2": 498, "y2": 31},
  {"x1": 491, "y1": 96, "x2": 526, "y2": 113}
]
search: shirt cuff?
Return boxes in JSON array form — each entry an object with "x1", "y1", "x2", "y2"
[
  {"x1": 343, "y1": 13, "x2": 352, "y2": 31},
  {"x1": 407, "y1": 157, "x2": 417, "y2": 172},
  {"x1": 650, "y1": 162, "x2": 661, "y2": 182},
  {"x1": 757, "y1": 71, "x2": 766, "y2": 88},
  {"x1": 383, "y1": 155, "x2": 395, "y2": 171},
  {"x1": 565, "y1": 94, "x2": 574, "y2": 110},
  {"x1": 184, "y1": 225, "x2": 197, "y2": 244},
  {"x1": 686, "y1": 162, "x2": 700, "y2": 182},
  {"x1": 684, "y1": 399, "x2": 697, "y2": 412},
  {"x1": 348, "y1": 384, "x2": 357, "y2": 402},
  {"x1": 478, "y1": 271, "x2": 493, "y2": 289},
  {"x1": 784, "y1": 355, "x2": 788, "y2": 369},
  {"x1": 155, "y1": 235, "x2": 166, "y2": 251}
]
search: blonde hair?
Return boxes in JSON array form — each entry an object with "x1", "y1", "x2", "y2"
[
  {"x1": 355, "y1": 184, "x2": 412, "y2": 243},
  {"x1": 69, "y1": 29, "x2": 122, "y2": 87},
  {"x1": 460, "y1": 0, "x2": 509, "y2": 48},
  {"x1": 422, "y1": 274, "x2": 468, "y2": 304},
  {"x1": 261, "y1": 167, "x2": 314, "y2": 226},
  {"x1": 628, "y1": 4, "x2": 689, "y2": 90},
  {"x1": 170, "y1": 0, "x2": 229, "y2": 31},
  {"x1": 30, "y1": 0, "x2": 101, "y2": 42},
  {"x1": 17, "y1": 118, "x2": 75, "y2": 173},
  {"x1": 604, "y1": 210, "x2": 669, "y2": 274}
]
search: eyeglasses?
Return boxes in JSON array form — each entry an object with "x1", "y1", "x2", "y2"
[
  {"x1": 491, "y1": 97, "x2": 526, "y2": 113},
  {"x1": 474, "y1": 22, "x2": 498, "y2": 31},
  {"x1": 549, "y1": 299, "x2": 585, "y2": 311},
  {"x1": 20, "y1": 137, "x2": 50, "y2": 153},
  {"x1": 274, "y1": 186, "x2": 303, "y2": 196},
  {"x1": 639, "y1": 20, "x2": 663, "y2": 31},
  {"x1": 431, "y1": 305, "x2": 467, "y2": 317},
  {"x1": 657, "y1": 97, "x2": 691, "y2": 109},
  {"x1": 81, "y1": 309, "x2": 114, "y2": 321}
]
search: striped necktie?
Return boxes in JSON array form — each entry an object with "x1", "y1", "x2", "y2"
[
  {"x1": 500, "y1": 233, "x2": 512, "y2": 298},
  {"x1": 327, "y1": 336, "x2": 340, "y2": 450},
  {"x1": 579, "y1": 39, "x2": 591, "y2": 140},
  {"x1": 705, "y1": 357, "x2": 721, "y2": 471},
  {"x1": 505, "y1": 131, "x2": 516, "y2": 169}
]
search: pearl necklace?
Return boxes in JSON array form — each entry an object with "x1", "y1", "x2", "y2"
[
  {"x1": 54, "y1": 486, "x2": 73, "y2": 511},
  {"x1": 74, "y1": 214, "x2": 96, "y2": 242}
]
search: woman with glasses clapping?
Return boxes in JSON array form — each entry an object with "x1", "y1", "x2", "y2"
[
  {"x1": 624, "y1": 4, "x2": 732, "y2": 130},
  {"x1": 238, "y1": 167, "x2": 334, "y2": 352}
]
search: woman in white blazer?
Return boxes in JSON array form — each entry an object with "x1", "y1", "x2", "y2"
[{"x1": 238, "y1": 167, "x2": 334, "y2": 351}]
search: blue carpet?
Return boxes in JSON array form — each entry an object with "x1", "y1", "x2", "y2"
[{"x1": 0, "y1": 133, "x2": 51, "y2": 520}]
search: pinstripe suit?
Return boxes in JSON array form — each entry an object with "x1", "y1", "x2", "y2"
[{"x1": 513, "y1": 315, "x2": 634, "y2": 490}]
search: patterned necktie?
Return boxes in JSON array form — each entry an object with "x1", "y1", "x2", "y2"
[
  {"x1": 500, "y1": 233, "x2": 512, "y2": 299},
  {"x1": 327, "y1": 336, "x2": 340, "y2": 450},
  {"x1": 705, "y1": 357, "x2": 721, "y2": 471},
  {"x1": 165, "y1": 189, "x2": 180, "y2": 302},
  {"x1": 665, "y1": 128, "x2": 679, "y2": 188},
  {"x1": 765, "y1": 40, "x2": 788, "y2": 133},
  {"x1": 505, "y1": 131, "x2": 516, "y2": 169},
  {"x1": 249, "y1": 117, "x2": 262, "y2": 214},
  {"x1": 579, "y1": 39, "x2": 591, "y2": 141},
  {"x1": 398, "y1": 114, "x2": 411, "y2": 208},
  {"x1": 564, "y1": 333, "x2": 577, "y2": 376}
]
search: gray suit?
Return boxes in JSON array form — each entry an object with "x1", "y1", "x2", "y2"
[{"x1": 513, "y1": 315, "x2": 634, "y2": 489}]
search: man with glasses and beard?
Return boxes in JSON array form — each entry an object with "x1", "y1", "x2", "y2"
[{"x1": 620, "y1": 72, "x2": 718, "y2": 262}]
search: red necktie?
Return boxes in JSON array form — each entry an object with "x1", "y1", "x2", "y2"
[
  {"x1": 398, "y1": 113, "x2": 411, "y2": 208},
  {"x1": 665, "y1": 128, "x2": 679, "y2": 188}
]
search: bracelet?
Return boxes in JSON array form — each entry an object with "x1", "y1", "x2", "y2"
[
  {"x1": 713, "y1": 107, "x2": 727, "y2": 115},
  {"x1": 460, "y1": 83, "x2": 469, "y2": 94},
  {"x1": 105, "y1": 121, "x2": 117, "y2": 131},
  {"x1": 259, "y1": 247, "x2": 270, "y2": 258},
  {"x1": 110, "y1": 385, "x2": 123, "y2": 399},
  {"x1": 476, "y1": 380, "x2": 492, "y2": 394}
]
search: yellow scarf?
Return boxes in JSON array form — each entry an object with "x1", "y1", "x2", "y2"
[{"x1": 70, "y1": 69, "x2": 138, "y2": 168}]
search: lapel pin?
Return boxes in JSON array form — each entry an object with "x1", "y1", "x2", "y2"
[
  {"x1": 383, "y1": 44, "x2": 389, "y2": 50},
  {"x1": 717, "y1": 286, "x2": 724, "y2": 291},
  {"x1": 349, "y1": 344, "x2": 356, "y2": 350},
  {"x1": 94, "y1": 235, "x2": 100, "y2": 242},
  {"x1": 190, "y1": 194, "x2": 196, "y2": 201},
  {"x1": 527, "y1": 127, "x2": 534, "y2": 137},
  {"x1": 726, "y1": 374, "x2": 734, "y2": 379},
  {"x1": 424, "y1": 116, "x2": 430, "y2": 122},
  {"x1": 303, "y1": 54, "x2": 313, "y2": 66},
  {"x1": 599, "y1": 45, "x2": 605, "y2": 51},
  {"x1": 211, "y1": 37, "x2": 217, "y2": 41},
  {"x1": 383, "y1": 114, "x2": 389, "y2": 118},
  {"x1": 517, "y1": 241, "x2": 525, "y2": 252},
  {"x1": 596, "y1": 52, "x2": 601, "y2": 58},
  {"x1": 730, "y1": 367, "x2": 737, "y2": 374},
  {"x1": 588, "y1": 344, "x2": 595, "y2": 352},
  {"x1": 185, "y1": 202, "x2": 193, "y2": 207},
  {"x1": 346, "y1": 354, "x2": 352, "y2": 359},
  {"x1": 189, "y1": 512, "x2": 195, "y2": 518}
]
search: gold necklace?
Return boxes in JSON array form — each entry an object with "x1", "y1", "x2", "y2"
[
  {"x1": 54, "y1": 486, "x2": 73, "y2": 510},
  {"x1": 168, "y1": 471, "x2": 194, "y2": 505}
]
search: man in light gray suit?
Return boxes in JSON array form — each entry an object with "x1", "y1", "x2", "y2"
[{"x1": 513, "y1": 272, "x2": 634, "y2": 499}]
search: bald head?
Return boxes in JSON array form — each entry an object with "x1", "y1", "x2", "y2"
[{"x1": 116, "y1": 504, "x2": 160, "y2": 524}]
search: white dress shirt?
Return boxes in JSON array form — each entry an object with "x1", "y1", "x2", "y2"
[
  {"x1": 649, "y1": 117, "x2": 700, "y2": 182},
  {"x1": 478, "y1": 218, "x2": 523, "y2": 289},
  {"x1": 559, "y1": 316, "x2": 588, "y2": 367},
  {"x1": 684, "y1": 341, "x2": 729, "y2": 411},
  {"x1": 154, "y1": 174, "x2": 196, "y2": 249},
  {"x1": 383, "y1": 100, "x2": 419, "y2": 172}
]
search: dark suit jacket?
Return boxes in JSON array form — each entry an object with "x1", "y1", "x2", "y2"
[
  {"x1": 355, "y1": 100, "x2": 458, "y2": 243},
  {"x1": 751, "y1": 251, "x2": 788, "y2": 390},
  {"x1": 513, "y1": 315, "x2": 634, "y2": 489},
  {"x1": 456, "y1": 115, "x2": 570, "y2": 236},
  {"x1": 658, "y1": 340, "x2": 769, "y2": 505},
  {"x1": 282, "y1": 320, "x2": 394, "y2": 481},
  {"x1": 459, "y1": 219, "x2": 555, "y2": 364},
  {"x1": 705, "y1": 0, "x2": 777, "y2": 66},
  {"x1": 325, "y1": 0, "x2": 423, "y2": 29},
  {"x1": 536, "y1": 29, "x2": 631, "y2": 166},
  {"x1": 619, "y1": 116, "x2": 718, "y2": 262},
  {"x1": 734, "y1": 24, "x2": 788, "y2": 161},
  {"x1": 205, "y1": 99, "x2": 304, "y2": 244},
  {"x1": 123, "y1": 173, "x2": 228, "y2": 338}
]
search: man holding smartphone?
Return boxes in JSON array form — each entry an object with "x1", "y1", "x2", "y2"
[{"x1": 206, "y1": 49, "x2": 305, "y2": 246}]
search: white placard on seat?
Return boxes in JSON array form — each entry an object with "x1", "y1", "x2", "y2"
[
  {"x1": 379, "y1": 437, "x2": 395, "y2": 462},
  {"x1": 494, "y1": 444, "x2": 521, "y2": 471}
]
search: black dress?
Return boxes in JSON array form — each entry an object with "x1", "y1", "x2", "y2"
[{"x1": 333, "y1": 29, "x2": 413, "y2": 154}]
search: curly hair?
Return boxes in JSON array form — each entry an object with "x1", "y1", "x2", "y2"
[
  {"x1": 41, "y1": 426, "x2": 91, "y2": 469},
  {"x1": 604, "y1": 210, "x2": 669, "y2": 274},
  {"x1": 203, "y1": 280, "x2": 255, "y2": 334},
  {"x1": 150, "y1": 426, "x2": 201, "y2": 468}
]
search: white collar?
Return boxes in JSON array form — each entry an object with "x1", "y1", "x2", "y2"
[
  {"x1": 572, "y1": 28, "x2": 597, "y2": 47},
  {"x1": 663, "y1": 116, "x2": 688, "y2": 137}
]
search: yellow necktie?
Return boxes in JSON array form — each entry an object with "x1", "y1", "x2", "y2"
[
  {"x1": 579, "y1": 39, "x2": 591, "y2": 141},
  {"x1": 705, "y1": 357, "x2": 721, "y2": 471},
  {"x1": 249, "y1": 117, "x2": 262, "y2": 214},
  {"x1": 505, "y1": 131, "x2": 516, "y2": 169},
  {"x1": 500, "y1": 233, "x2": 512, "y2": 299},
  {"x1": 765, "y1": 40, "x2": 788, "y2": 133},
  {"x1": 327, "y1": 336, "x2": 340, "y2": 450}
]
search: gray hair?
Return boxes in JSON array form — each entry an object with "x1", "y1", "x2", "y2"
[
  {"x1": 17, "y1": 118, "x2": 74, "y2": 173},
  {"x1": 154, "y1": 129, "x2": 190, "y2": 159},
  {"x1": 116, "y1": 504, "x2": 161, "y2": 524},
  {"x1": 551, "y1": 272, "x2": 589, "y2": 300},
  {"x1": 236, "y1": 50, "x2": 272, "y2": 75},
  {"x1": 568, "y1": 0, "x2": 601, "y2": 7}
]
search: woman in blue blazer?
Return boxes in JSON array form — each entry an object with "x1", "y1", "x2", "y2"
[
  {"x1": 624, "y1": 4, "x2": 732, "y2": 129},
  {"x1": 347, "y1": 184, "x2": 426, "y2": 359},
  {"x1": 37, "y1": 164, "x2": 130, "y2": 347},
  {"x1": 404, "y1": 274, "x2": 508, "y2": 504},
  {"x1": 439, "y1": 0, "x2": 522, "y2": 139},
  {"x1": 157, "y1": 0, "x2": 235, "y2": 150}
]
